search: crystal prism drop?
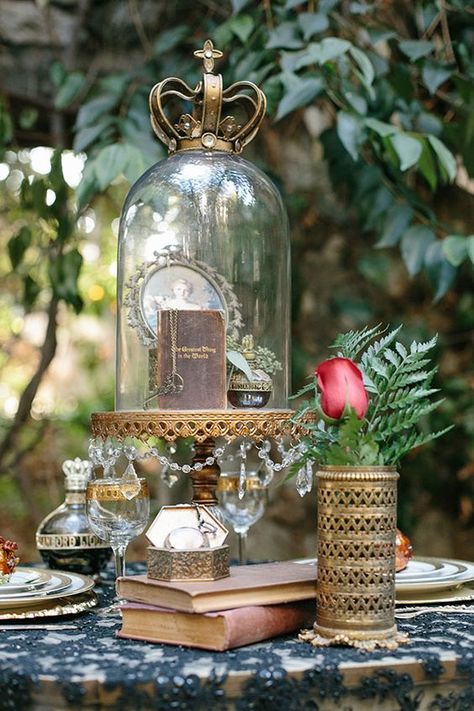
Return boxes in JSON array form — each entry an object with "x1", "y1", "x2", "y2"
[
  {"x1": 121, "y1": 461, "x2": 141, "y2": 500},
  {"x1": 238, "y1": 461, "x2": 247, "y2": 500},
  {"x1": 161, "y1": 465, "x2": 178, "y2": 489}
]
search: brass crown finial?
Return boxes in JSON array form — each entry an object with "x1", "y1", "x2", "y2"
[
  {"x1": 193, "y1": 39, "x2": 223, "y2": 74},
  {"x1": 149, "y1": 38, "x2": 266, "y2": 154}
]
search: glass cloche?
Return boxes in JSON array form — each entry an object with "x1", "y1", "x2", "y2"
[{"x1": 115, "y1": 40, "x2": 290, "y2": 413}]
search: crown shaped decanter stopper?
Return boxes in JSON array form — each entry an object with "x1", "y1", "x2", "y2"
[
  {"x1": 149, "y1": 39, "x2": 267, "y2": 154},
  {"x1": 62, "y1": 457, "x2": 92, "y2": 491}
]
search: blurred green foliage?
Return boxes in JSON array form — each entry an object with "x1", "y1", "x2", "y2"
[{"x1": 0, "y1": 0, "x2": 473, "y2": 554}]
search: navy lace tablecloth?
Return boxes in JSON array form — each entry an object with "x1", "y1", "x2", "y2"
[{"x1": 0, "y1": 564, "x2": 473, "y2": 711}]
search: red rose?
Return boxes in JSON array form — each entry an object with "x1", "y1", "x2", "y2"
[{"x1": 316, "y1": 357, "x2": 369, "y2": 419}]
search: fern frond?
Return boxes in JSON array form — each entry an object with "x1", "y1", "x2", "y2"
[
  {"x1": 289, "y1": 377, "x2": 317, "y2": 400},
  {"x1": 410, "y1": 334, "x2": 438, "y2": 354},
  {"x1": 373, "y1": 398, "x2": 445, "y2": 438},
  {"x1": 384, "y1": 425, "x2": 454, "y2": 465},
  {"x1": 331, "y1": 323, "x2": 386, "y2": 360}
]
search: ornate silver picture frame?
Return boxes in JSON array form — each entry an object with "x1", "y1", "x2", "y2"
[{"x1": 125, "y1": 247, "x2": 243, "y2": 346}]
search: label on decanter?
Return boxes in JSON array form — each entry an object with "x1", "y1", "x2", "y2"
[
  {"x1": 153, "y1": 309, "x2": 226, "y2": 409},
  {"x1": 36, "y1": 533, "x2": 107, "y2": 549}
]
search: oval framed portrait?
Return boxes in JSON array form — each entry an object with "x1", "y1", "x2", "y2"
[
  {"x1": 141, "y1": 263, "x2": 226, "y2": 336},
  {"x1": 125, "y1": 248, "x2": 244, "y2": 346}
]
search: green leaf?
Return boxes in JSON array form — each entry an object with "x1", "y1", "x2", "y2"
[
  {"x1": 229, "y1": 14, "x2": 254, "y2": 43},
  {"x1": 428, "y1": 135, "x2": 457, "y2": 182},
  {"x1": 297, "y1": 12, "x2": 329, "y2": 41},
  {"x1": 75, "y1": 159, "x2": 98, "y2": 210},
  {"x1": 231, "y1": 0, "x2": 251, "y2": 11},
  {"x1": 336, "y1": 111, "x2": 363, "y2": 161},
  {"x1": 94, "y1": 143, "x2": 128, "y2": 190},
  {"x1": 73, "y1": 118, "x2": 114, "y2": 153},
  {"x1": 19, "y1": 108, "x2": 38, "y2": 130},
  {"x1": 54, "y1": 72, "x2": 85, "y2": 110},
  {"x1": 122, "y1": 144, "x2": 149, "y2": 183},
  {"x1": 227, "y1": 351, "x2": 254, "y2": 381},
  {"x1": 401, "y1": 225, "x2": 436, "y2": 276},
  {"x1": 75, "y1": 95, "x2": 120, "y2": 130},
  {"x1": 8, "y1": 226, "x2": 32, "y2": 269},
  {"x1": 376, "y1": 204, "x2": 413, "y2": 248},
  {"x1": 50, "y1": 249, "x2": 84, "y2": 313},
  {"x1": 349, "y1": 47, "x2": 375, "y2": 85},
  {"x1": 467, "y1": 236, "x2": 474, "y2": 265},
  {"x1": 390, "y1": 133, "x2": 423, "y2": 171},
  {"x1": 23, "y1": 275, "x2": 40, "y2": 309},
  {"x1": 153, "y1": 26, "x2": 188, "y2": 55},
  {"x1": 275, "y1": 77, "x2": 324, "y2": 121},
  {"x1": 365, "y1": 118, "x2": 397, "y2": 137},
  {"x1": 266, "y1": 22, "x2": 304, "y2": 50},
  {"x1": 399, "y1": 40, "x2": 434, "y2": 62},
  {"x1": 317, "y1": 37, "x2": 351, "y2": 63},
  {"x1": 418, "y1": 140, "x2": 438, "y2": 191},
  {"x1": 49, "y1": 61, "x2": 67, "y2": 88},
  {"x1": 422, "y1": 62, "x2": 452, "y2": 96},
  {"x1": 442, "y1": 235, "x2": 467, "y2": 267},
  {"x1": 424, "y1": 240, "x2": 457, "y2": 301}
]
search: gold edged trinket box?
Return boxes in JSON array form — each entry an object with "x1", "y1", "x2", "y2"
[{"x1": 145, "y1": 504, "x2": 230, "y2": 581}]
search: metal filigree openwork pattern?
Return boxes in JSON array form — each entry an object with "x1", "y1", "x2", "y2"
[
  {"x1": 302, "y1": 466, "x2": 409, "y2": 651},
  {"x1": 91, "y1": 409, "x2": 298, "y2": 444}
]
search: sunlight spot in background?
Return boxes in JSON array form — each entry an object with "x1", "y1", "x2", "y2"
[
  {"x1": 30, "y1": 146, "x2": 52, "y2": 174},
  {"x1": 4, "y1": 396, "x2": 19, "y2": 418},
  {"x1": 88, "y1": 284, "x2": 105, "y2": 301},
  {"x1": 82, "y1": 243, "x2": 100, "y2": 262},
  {"x1": 62, "y1": 152, "x2": 84, "y2": 188},
  {"x1": 46, "y1": 189, "x2": 56, "y2": 206},
  {"x1": 78, "y1": 213, "x2": 96, "y2": 234},
  {"x1": 6, "y1": 169, "x2": 23, "y2": 192}
]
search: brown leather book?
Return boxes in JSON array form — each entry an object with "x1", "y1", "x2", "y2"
[
  {"x1": 154, "y1": 309, "x2": 226, "y2": 409},
  {"x1": 117, "y1": 600, "x2": 315, "y2": 651},
  {"x1": 116, "y1": 561, "x2": 317, "y2": 614}
]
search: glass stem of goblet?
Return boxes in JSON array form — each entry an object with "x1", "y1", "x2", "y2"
[
  {"x1": 113, "y1": 544, "x2": 127, "y2": 580},
  {"x1": 237, "y1": 529, "x2": 248, "y2": 565}
]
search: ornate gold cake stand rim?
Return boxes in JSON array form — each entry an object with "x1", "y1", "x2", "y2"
[{"x1": 90, "y1": 408, "x2": 300, "y2": 443}]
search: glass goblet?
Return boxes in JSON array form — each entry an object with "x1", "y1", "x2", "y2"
[
  {"x1": 217, "y1": 475, "x2": 267, "y2": 565},
  {"x1": 86, "y1": 476, "x2": 150, "y2": 612}
]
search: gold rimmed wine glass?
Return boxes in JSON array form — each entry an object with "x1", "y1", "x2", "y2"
[{"x1": 86, "y1": 476, "x2": 150, "y2": 614}]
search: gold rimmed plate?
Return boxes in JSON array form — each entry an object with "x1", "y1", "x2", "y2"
[
  {"x1": 396, "y1": 583, "x2": 474, "y2": 605},
  {"x1": 396, "y1": 557, "x2": 474, "y2": 594},
  {"x1": 0, "y1": 591, "x2": 97, "y2": 620},
  {"x1": 0, "y1": 572, "x2": 73, "y2": 603},
  {"x1": 0, "y1": 568, "x2": 50, "y2": 595},
  {"x1": 0, "y1": 571, "x2": 95, "y2": 610}
]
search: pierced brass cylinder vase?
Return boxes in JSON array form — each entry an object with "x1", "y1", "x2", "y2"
[{"x1": 302, "y1": 466, "x2": 408, "y2": 651}]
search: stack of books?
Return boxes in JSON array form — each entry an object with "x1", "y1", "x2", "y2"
[{"x1": 117, "y1": 561, "x2": 317, "y2": 651}]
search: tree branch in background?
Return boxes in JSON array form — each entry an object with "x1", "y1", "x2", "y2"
[{"x1": 0, "y1": 295, "x2": 59, "y2": 474}]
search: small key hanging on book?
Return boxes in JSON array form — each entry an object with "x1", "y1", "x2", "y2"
[{"x1": 144, "y1": 309, "x2": 184, "y2": 408}]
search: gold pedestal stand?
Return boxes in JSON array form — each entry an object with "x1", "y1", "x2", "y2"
[{"x1": 91, "y1": 409, "x2": 297, "y2": 505}]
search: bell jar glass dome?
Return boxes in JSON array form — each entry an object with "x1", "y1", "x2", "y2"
[{"x1": 114, "y1": 40, "x2": 290, "y2": 414}]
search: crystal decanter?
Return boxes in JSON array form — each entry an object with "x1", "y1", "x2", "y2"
[{"x1": 36, "y1": 458, "x2": 111, "y2": 574}]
